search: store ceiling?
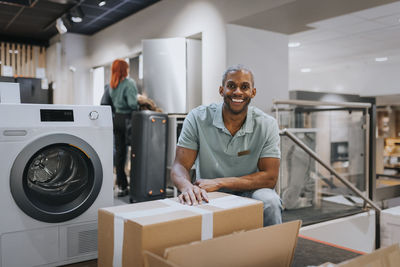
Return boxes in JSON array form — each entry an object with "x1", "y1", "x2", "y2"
[
  {"x1": 0, "y1": 0, "x2": 160, "y2": 46},
  {"x1": 232, "y1": 0, "x2": 400, "y2": 74},
  {"x1": 288, "y1": 2, "x2": 400, "y2": 73}
]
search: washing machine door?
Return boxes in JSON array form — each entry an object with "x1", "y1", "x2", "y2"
[{"x1": 10, "y1": 134, "x2": 103, "y2": 223}]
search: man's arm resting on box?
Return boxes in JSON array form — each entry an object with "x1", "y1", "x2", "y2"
[
  {"x1": 171, "y1": 146, "x2": 209, "y2": 205},
  {"x1": 194, "y1": 157, "x2": 280, "y2": 192}
]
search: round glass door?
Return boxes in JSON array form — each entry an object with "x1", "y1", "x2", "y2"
[
  {"x1": 25, "y1": 144, "x2": 93, "y2": 210},
  {"x1": 10, "y1": 134, "x2": 103, "y2": 223}
]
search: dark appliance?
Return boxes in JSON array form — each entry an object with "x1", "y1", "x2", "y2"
[
  {"x1": 331, "y1": 141, "x2": 349, "y2": 163},
  {"x1": 0, "y1": 76, "x2": 52, "y2": 104},
  {"x1": 17, "y1": 77, "x2": 51, "y2": 104},
  {"x1": 0, "y1": 76, "x2": 15, "y2": 83},
  {"x1": 130, "y1": 110, "x2": 168, "y2": 202}
]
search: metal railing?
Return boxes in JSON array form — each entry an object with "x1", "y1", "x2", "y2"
[
  {"x1": 274, "y1": 99, "x2": 381, "y2": 247},
  {"x1": 280, "y1": 129, "x2": 381, "y2": 215}
]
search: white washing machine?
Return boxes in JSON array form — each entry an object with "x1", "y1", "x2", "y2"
[{"x1": 0, "y1": 103, "x2": 113, "y2": 267}]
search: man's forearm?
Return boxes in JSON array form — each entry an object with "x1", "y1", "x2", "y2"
[
  {"x1": 217, "y1": 171, "x2": 277, "y2": 191},
  {"x1": 171, "y1": 163, "x2": 193, "y2": 191}
]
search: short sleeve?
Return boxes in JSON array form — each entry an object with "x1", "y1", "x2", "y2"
[
  {"x1": 177, "y1": 111, "x2": 199, "y2": 151},
  {"x1": 260, "y1": 119, "x2": 281, "y2": 159}
]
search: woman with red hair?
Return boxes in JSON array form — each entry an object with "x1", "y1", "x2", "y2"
[{"x1": 108, "y1": 59, "x2": 138, "y2": 197}]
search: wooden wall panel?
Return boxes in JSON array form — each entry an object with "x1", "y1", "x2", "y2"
[
  {"x1": 0, "y1": 42, "x2": 4, "y2": 76},
  {"x1": 27, "y1": 45, "x2": 32, "y2": 77},
  {"x1": 33, "y1": 46, "x2": 38, "y2": 77},
  {"x1": 6, "y1": 43, "x2": 10, "y2": 67},
  {"x1": 11, "y1": 43, "x2": 15, "y2": 75},
  {"x1": 21, "y1": 44, "x2": 26, "y2": 76},
  {"x1": 38, "y1": 46, "x2": 46, "y2": 69},
  {"x1": 0, "y1": 42, "x2": 46, "y2": 78},
  {"x1": 16, "y1": 44, "x2": 21, "y2": 76}
]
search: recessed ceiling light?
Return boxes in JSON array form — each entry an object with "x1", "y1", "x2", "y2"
[
  {"x1": 375, "y1": 57, "x2": 388, "y2": 62},
  {"x1": 71, "y1": 16, "x2": 82, "y2": 23},
  {"x1": 288, "y1": 42, "x2": 301, "y2": 48},
  {"x1": 70, "y1": 6, "x2": 84, "y2": 23},
  {"x1": 56, "y1": 18, "x2": 68, "y2": 34},
  {"x1": 301, "y1": 68, "x2": 311, "y2": 73}
]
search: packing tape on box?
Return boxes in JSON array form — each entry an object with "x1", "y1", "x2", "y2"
[
  {"x1": 112, "y1": 195, "x2": 256, "y2": 267},
  {"x1": 161, "y1": 198, "x2": 216, "y2": 240},
  {"x1": 113, "y1": 205, "x2": 191, "y2": 267}
]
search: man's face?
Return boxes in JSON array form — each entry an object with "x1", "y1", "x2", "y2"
[{"x1": 219, "y1": 70, "x2": 256, "y2": 115}]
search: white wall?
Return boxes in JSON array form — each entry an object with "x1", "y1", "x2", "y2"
[
  {"x1": 48, "y1": 0, "x2": 292, "y2": 105},
  {"x1": 88, "y1": 0, "x2": 288, "y2": 106},
  {"x1": 88, "y1": 0, "x2": 228, "y2": 106},
  {"x1": 47, "y1": 33, "x2": 90, "y2": 104},
  {"x1": 226, "y1": 24, "x2": 289, "y2": 113},
  {"x1": 92, "y1": 67, "x2": 104, "y2": 105},
  {"x1": 290, "y1": 60, "x2": 400, "y2": 97}
]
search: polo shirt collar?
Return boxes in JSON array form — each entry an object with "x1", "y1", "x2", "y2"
[{"x1": 212, "y1": 103, "x2": 254, "y2": 134}]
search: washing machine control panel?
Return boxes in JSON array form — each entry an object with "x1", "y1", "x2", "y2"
[{"x1": 40, "y1": 109, "x2": 74, "y2": 122}]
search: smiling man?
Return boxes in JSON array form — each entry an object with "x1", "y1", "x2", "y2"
[{"x1": 171, "y1": 64, "x2": 282, "y2": 226}]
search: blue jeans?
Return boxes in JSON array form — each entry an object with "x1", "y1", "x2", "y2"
[{"x1": 235, "y1": 188, "x2": 282, "y2": 226}]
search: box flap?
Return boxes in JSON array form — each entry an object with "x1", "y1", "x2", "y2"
[
  {"x1": 337, "y1": 244, "x2": 400, "y2": 267},
  {"x1": 143, "y1": 251, "x2": 180, "y2": 267},
  {"x1": 163, "y1": 220, "x2": 302, "y2": 267}
]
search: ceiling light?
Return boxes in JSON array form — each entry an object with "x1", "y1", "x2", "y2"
[
  {"x1": 70, "y1": 6, "x2": 84, "y2": 23},
  {"x1": 71, "y1": 16, "x2": 82, "y2": 23},
  {"x1": 288, "y1": 42, "x2": 301, "y2": 48},
  {"x1": 97, "y1": 0, "x2": 106, "y2": 7},
  {"x1": 56, "y1": 18, "x2": 68, "y2": 34},
  {"x1": 375, "y1": 57, "x2": 388, "y2": 62},
  {"x1": 301, "y1": 68, "x2": 311, "y2": 73}
]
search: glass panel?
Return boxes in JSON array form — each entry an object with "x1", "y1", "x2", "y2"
[
  {"x1": 280, "y1": 132, "x2": 316, "y2": 210},
  {"x1": 24, "y1": 144, "x2": 93, "y2": 206},
  {"x1": 277, "y1": 104, "x2": 368, "y2": 225}
]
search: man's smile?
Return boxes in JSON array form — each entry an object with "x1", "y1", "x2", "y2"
[{"x1": 231, "y1": 98, "x2": 244, "y2": 103}]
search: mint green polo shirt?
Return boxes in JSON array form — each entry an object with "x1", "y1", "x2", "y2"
[{"x1": 177, "y1": 103, "x2": 280, "y2": 180}]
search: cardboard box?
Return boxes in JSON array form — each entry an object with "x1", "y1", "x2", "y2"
[
  {"x1": 98, "y1": 192, "x2": 263, "y2": 267},
  {"x1": 143, "y1": 220, "x2": 302, "y2": 267},
  {"x1": 318, "y1": 244, "x2": 400, "y2": 267},
  {"x1": 381, "y1": 206, "x2": 400, "y2": 247}
]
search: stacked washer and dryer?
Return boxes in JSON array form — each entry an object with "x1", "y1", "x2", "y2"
[{"x1": 0, "y1": 102, "x2": 113, "y2": 267}]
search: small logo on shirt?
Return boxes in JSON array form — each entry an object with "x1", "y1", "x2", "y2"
[{"x1": 238, "y1": 150, "x2": 251, "y2": 156}]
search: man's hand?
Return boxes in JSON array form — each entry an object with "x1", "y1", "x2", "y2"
[
  {"x1": 178, "y1": 185, "x2": 209, "y2": 205},
  {"x1": 194, "y1": 178, "x2": 222, "y2": 192}
]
